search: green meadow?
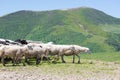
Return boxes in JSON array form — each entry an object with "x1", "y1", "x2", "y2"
[{"x1": 81, "y1": 52, "x2": 120, "y2": 62}]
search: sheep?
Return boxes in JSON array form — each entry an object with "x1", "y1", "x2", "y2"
[
  {"x1": 26, "y1": 40, "x2": 43, "y2": 44},
  {"x1": 0, "y1": 38, "x2": 19, "y2": 45},
  {"x1": 53, "y1": 44, "x2": 90, "y2": 63},
  {"x1": 71, "y1": 45, "x2": 90, "y2": 63},
  {"x1": 41, "y1": 44, "x2": 74, "y2": 63},
  {"x1": 0, "y1": 44, "x2": 49, "y2": 66},
  {"x1": 27, "y1": 43, "x2": 50, "y2": 62},
  {"x1": 15, "y1": 39, "x2": 28, "y2": 45},
  {"x1": 23, "y1": 44, "x2": 49, "y2": 65},
  {"x1": 57, "y1": 45, "x2": 75, "y2": 63},
  {"x1": 0, "y1": 45, "x2": 4, "y2": 62},
  {"x1": 43, "y1": 44, "x2": 61, "y2": 62},
  {"x1": 0, "y1": 45, "x2": 25, "y2": 66},
  {"x1": 28, "y1": 42, "x2": 54, "y2": 61}
]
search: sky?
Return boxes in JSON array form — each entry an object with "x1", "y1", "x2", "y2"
[{"x1": 0, "y1": 0, "x2": 120, "y2": 18}]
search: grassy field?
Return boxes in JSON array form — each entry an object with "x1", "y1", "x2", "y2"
[
  {"x1": 0, "y1": 52, "x2": 120, "y2": 80},
  {"x1": 81, "y1": 52, "x2": 120, "y2": 63}
]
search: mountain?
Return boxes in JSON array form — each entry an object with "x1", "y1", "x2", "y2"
[{"x1": 0, "y1": 7, "x2": 120, "y2": 52}]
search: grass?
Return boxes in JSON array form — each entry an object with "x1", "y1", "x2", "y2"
[
  {"x1": 101, "y1": 24, "x2": 120, "y2": 33},
  {"x1": 0, "y1": 52, "x2": 120, "y2": 70},
  {"x1": 0, "y1": 52, "x2": 120, "y2": 80},
  {"x1": 81, "y1": 52, "x2": 120, "y2": 63}
]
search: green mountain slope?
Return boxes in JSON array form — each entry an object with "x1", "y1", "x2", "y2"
[{"x1": 0, "y1": 7, "x2": 120, "y2": 52}]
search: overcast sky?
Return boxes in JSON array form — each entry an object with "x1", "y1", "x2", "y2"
[{"x1": 0, "y1": 0, "x2": 120, "y2": 18}]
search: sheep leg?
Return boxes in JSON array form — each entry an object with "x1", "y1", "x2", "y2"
[
  {"x1": 72, "y1": 55, "x2": 75, "y2": 63},
  {"x1": 61, "y1": 55, "x2": 66, "y2": 63},
  {"x1": 36, "y1": 58, "x2": 40, "y2": 65},
  {"x1": 40, "y1": 56, "x2": 43, "y2": 64},
  {"x1": 15, "y1": 57, "x2": 20, "y2": 65},
  {"x1": 52, "y1": 55, "x2": 59, "y2": 64},
  {"x1": 25, "y1": 57, "x2": 30, "y2": 65},
  {"x1": 1, "y1": 58, "x2": 5, "y2": 66},
  {"x1": 12, "y1": 58, "x2": 16, "y2": 66},
  {"x1": 45, "y1": 56, "x2": 50, "y2": 63},
  {"x1": 25, "y1": 57, "x2": 27, "y2": 62},
  {"x1": 76, "y1": 54, "x2": 80, "y2": 64},
  {"x1": 45, "y1": 50, "x2": 50, "y2": 63},
  {"x1": 52, "y1": 57, "x2": 57, "y2": 64},
  {"x1": 42, "y1": 56, "x2": 50, "y2": 63},
  {"x1": 36, "y1": 59, "x2": 39, "y2": 65},
  {"x1": 47, "y1": 57, "x2": 50, "y2": 63}
]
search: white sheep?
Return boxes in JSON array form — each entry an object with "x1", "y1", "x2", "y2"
[
  {"x1": 47, "y1": 44, "x2": 90, "y2": 63},
  {"x1": 0, "y1": 45, "x2": 25, "y2": 66},
  {"x1": 72, "y1": 45, "x2": 90, "y2": 63},
  {"x1": 23, "y1": 44, "x2": 49, "y2": 65}
]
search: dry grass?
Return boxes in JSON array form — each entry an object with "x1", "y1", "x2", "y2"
[{"x1": 0, "y1": 59, "x2": 120, "y2": 80}]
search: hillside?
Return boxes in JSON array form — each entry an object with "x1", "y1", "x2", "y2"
[{"x1": 0, "y1": 7, "x2": 120, "y2": 52}]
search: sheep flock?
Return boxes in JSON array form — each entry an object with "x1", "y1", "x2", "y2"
[{"x1": 0, "y1": 38, "x2": 90, "y2": 66}]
